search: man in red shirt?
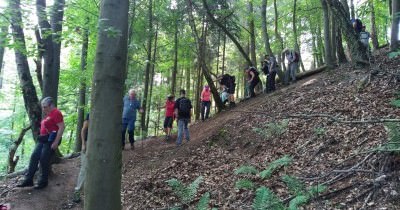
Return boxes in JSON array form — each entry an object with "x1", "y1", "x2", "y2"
[
  {"x1": 163, "y1": 95, "x2": 175, "y2": 140},
  {"x1": 17, "y1": 97, "x2": 65, "y2": 189}
]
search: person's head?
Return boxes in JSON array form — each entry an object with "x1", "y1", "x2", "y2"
[
  {"x1": 180, "y1": 89, "x2": 186, "y2": 96},
  {"x1": 128, "y1": 89, "x2": 136, "y2": 99},
  {"x1": 167, "y1": 94, "x2": 174, "y2": 101},
  {"x1": 204, "y1": 85, "x2": 209, "y2": 91},
  {"x1": 264, "y1": 54, "x2": 269, "y2": 59},
  {"x1": 362, "y1": 25, "x2": 366, "y2": 31},
  {"x1": 41, "y1": 97, "x2": 54, "y2": 114}
]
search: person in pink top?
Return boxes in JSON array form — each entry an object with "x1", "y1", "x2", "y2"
[
  {"x1": 200, "y1": 85, "x2": 212, "y2": 121},
  {"x1": 163, "y1": 95, "x2": 175, "y2": 140}
]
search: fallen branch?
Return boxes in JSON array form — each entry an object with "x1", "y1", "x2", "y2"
[{"x1": 287, "y1": 113, "x2": 400, "y2": 124}]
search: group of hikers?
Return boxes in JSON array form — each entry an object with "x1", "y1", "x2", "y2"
[{"x1": 13, "y1": 16, "x2": 373, "y2": 204}]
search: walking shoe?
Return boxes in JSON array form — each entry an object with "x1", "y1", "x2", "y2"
[
  {"x1": 34, "y1": 182, "x2": 48, "y2": 190},
  {"x1": 130, "y1": 143, "x2": 134, "y2": 150},
  {"x1": 16, "y1": 180, "x2": 34, "y2": 188}
]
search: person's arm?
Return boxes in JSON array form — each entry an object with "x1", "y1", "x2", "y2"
[
  {"x1": 80, "y1": 120, "x2": 89, "y2": 152},
  {"x1": 248, "y1": 71, "x2": 255, "y2": 82},
  {"x1": 51, "y1": 121, "x2": 65, "y2": 150}
]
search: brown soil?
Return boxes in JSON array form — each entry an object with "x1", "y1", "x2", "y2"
[{"x1": 1, "y1": 48, "x2": 400, "y2": 210}]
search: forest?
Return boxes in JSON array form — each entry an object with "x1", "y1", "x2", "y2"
[{"x1": 0, "y1": 0, "x2": 399, "y2": 209}]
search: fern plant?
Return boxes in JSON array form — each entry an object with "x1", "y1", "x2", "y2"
[
  {"x1": 260, "y1": 155, "x2": 293, "y2": 179},
  {"x1": 377, "y1": 123, "x2": 400, "y2": 152},
  {"x1": 253, "y1": 119, "x2": 289, "y2": 139},
  {"x1": 166, "y1": 176, "x2": 204, "y2": 205},
  {"x1": 390, "y1": 99, "x2": 400, "y2": 108},
  {"x1": 235, "y1": 179, "x2": 255, "y2": 190},
  {"x1": 234, "y1": 165, "x2": 259, "y2": 175},
  {"x1": 252, "y1": 186, "x2": 285, "y2": 210},
  {"x1": 196, "y1": 192, "x2": 210, "y2": 210},
  {"x1": 281, "y1": 175, "x2": 306, "y2": 195}
]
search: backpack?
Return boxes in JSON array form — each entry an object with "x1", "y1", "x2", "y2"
[
  {"x1": 262, "y1": 61, "x2": 269, "y2": 74},
  {"x1": 178, "y1": 98, "x2": 191, "y2": 116},
  {"x1": 249, "y1": 67, "x2": 259, "y2": 77},
  {"x1": 293, "y1": 52, "x2": 300, "y2": 62},
  {"x1": 360, "y1": 32, "x2": 370, "y2": 46}
]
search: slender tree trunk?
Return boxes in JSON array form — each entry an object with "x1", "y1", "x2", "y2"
[
  {"x1": 33, "y1": 27, "x2": 43, "y2": 93},
  {"x1": 321, "y1": 0, "x2": 334, "y2": 68},
  {"x1": 84, "y1": 0, "x2": 129, "y2": 209},
  {"x1": 222, "y1": 33, "x2": 226, "y2": 74},
  {"x1": 201, "y1": 0, "x2": 252, "y2": 66},
  {"x1": 350, "y1": 0, "x2": 355, "y2": 19},
  {"x1": 340, "y1": 0, "x2": 350, "y2": 19},
  {"x1": 248, "y1": 0, "x2": 257, "y2": 65},
  {"x1": 261, "y1": 0, "x2": 273, "y2": 56},
  {"x1": 171, "y1": 13, "x2": 179, "y2": 95},
  {"x1": 75, "y1": 19, "x2": 89, "y2": 152},
  {"x1": 141, "y1": 0, "x2": 153, "y2": 138},
  {"x1": 317, "y1": 24, "x2": 325, "y2": 65},
  {"x1": 8, "y1": 126, "x2": 31, "y2": 173},
  {"x1": 146, "y1": 26, "x2": 158, "y2": 132},
  {"x1": 36, "y1": 0, "x2": 65, "y2": 106},
  {"x1": 330, "y1": 8, "x2": 337, "y2": 64},
  {"x1": 0, "y1": 26, "x2": 6, "y2": 82},
  {"x1": 369, "y1": 0, "x2": 379, "y2": 51},
  {"x1": 390, "y1": 0, "x2": 400, "y2": 51},
  {"x1": 274, "y1": 0, "x2": 286, "y2": 79},
  {"x1": 337, "y1": 27, "x2": 347, "y2": 63},
  {"x1": 9, "y1": 0, "x2": 42, "y2": 141}
]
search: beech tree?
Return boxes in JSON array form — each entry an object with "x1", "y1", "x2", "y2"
[{"x1": 84, "y1": 0, "x2": 129, "y2": 209}]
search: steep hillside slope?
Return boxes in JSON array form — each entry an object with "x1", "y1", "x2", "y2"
[{"x1": 0, "y1": 48, "x2": 399, "y2": 210}]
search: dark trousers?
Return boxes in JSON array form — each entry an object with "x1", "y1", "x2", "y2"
[
  {"x1": 121, "y1": 126, "x2": 134, "y2": 147},
  {"x1": 26, "y1": 142, "x2": 53, "y2": 184},
  {"x1": 201, "y1": 101, "x2": 211, "y2": 120},
  {"x1": 249, "y1": 79, "x2": 259, "y2": 98},
  {"x1": 267, "y1": 71, "x2": 276, "y2": 92}
]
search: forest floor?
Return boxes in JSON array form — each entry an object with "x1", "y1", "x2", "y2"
[{"x1": 1, "y1": 48, "x2": 400, "y2": 210}]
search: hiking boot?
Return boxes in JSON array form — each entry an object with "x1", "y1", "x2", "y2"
[
  {"x1": 16, "y1": 179, "x2": 34, "y2": 188},
  {"x1": 130, "y1": 143, "x2": 134, "y2": 150},
  {"x1": 72, "y1": 191, "x2": 81, "y2": 203},
  {"x1": 34, "y1": 182, "x2": 48, "y2": 190}
]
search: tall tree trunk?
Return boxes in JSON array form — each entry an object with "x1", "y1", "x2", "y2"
[
  {"x1": 340, "y1": 0, "x2": 350, "y2": 19},
  {"x1": 317, "y1": 24, "x2": 325, "y2": 65},
  {"x1": 74, "y1": 19, "x2": 89, "y2": 153},
  {"x1": 328, "y1": 0, "x2": 368, "y2": 62},
  {"x1": 261, "y1": 0, "x2": 273, "y2": 56},
  {"x1": 274, "y1": 0, "x2": 285, "y2": 79},
  {"x1": 34, "y1": 27, "x2": 43, "y2": 93},
  {"x1": 188, "y1": 0, "x2": 224, "y2": 111},
  {"x1": 390, "y1": 0, "x2": 400, "y2": 51},
  {"x1": 8, "y1": 0, "x2": 42, "y2": 141},
  {"x1": 222, "y1": 33, "x2": 226, "y2": 74},
  {"x1": 146, "y1": 26, "x2": 158, "y2": 132},
  {"x1": 171, "y1": 14, "x2": 179, "y2": 95},
  {"x1": 84, "y1": 0, "x2": 129, "y2": 209},
  {"x1": 36, "y1": 0, "x2": 65, "y2": 106},
  {"x1": 321, "y1": 0, "x2": 334, "y2": 68},
  {"x1": 336, "y1": 27, "x2": 347, "y2": 63},
  {"x1": 201, "y1": 0, "x2": 252, "y2": 66},
  {"x1": 350, "y1": 0, "x2": 355, "y2": 19},
  {"x1": 141, "y1": 0, "x2": 153, "y2": 138},
  {"x1": 0, "y1": 26, "x2": 6, "y2": 86},
  {"x1": 369, "y1": 0, "x2": 379, "y2": 51},
  {"x1": 248, "y1": 0, "x2": 257, "y2": 65},
  {"x1": 330, "y1": 7, "x2": 337, "y2": 64}
]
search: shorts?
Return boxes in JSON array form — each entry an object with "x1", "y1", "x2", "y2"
[{"x1": 163, "y1": 116, "x2": 173, "y2": 128}]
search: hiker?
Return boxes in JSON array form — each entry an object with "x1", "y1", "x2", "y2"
[
  {"x1": 267, "y1": 54, "x2": 278, "y2": 92},
  {"x1": 200, "y1": 85, "x2": 211, "y2": 121},
  {"x1": 73, "y1": 113, "x2": 89, "y2": 203},
  {"x1": 163, "y1": 95, "x2": 175, "y2": 140},
  {"x1": 174, "y1": 89, "x2": 192, "y2": 146},
  {"x1": 352, "y1": 18, "x2": 363, "y2": 34},
  {"x1": 360, "y1": 25, "x2": 370, "y2": 52},
  {"x1": 284, "y1": 49, "x2": 299, "y2": 84},
  {"x1": 122, "y1": 89, "x2": 143, "y2": 150},
  {"x1": 216, "y1": 74, "x2": 236, "y2": 107},
  {"x1": 17, "y1": 97, "x2": 65, "y2": 190},
  {"x1": 261, "y1": 55, "x2": 270, "y2": 93},
  {"x1": 245, "y1": 66, "x2": 260, "y2": 98}
]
